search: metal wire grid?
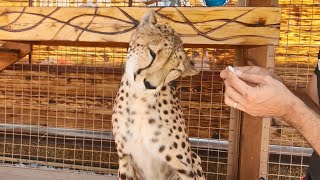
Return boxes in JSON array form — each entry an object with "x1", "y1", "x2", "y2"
[
  {"x1": 0, "y1": 44, "x2": 235, "y2": 179},
  {"x1": 267, "y1": 0, "x2": 320, "y2": 179},
  {"x1": 0, "y1": 0, "x2": 238, "y2": 179},
  {"x1": 4, "y1": 0, "x2": 318, "y2": 179},
  {"x1": 0, "y1": 45, "x2": 127, "y2": 175},
  {"x1": 182, "y1": 48, "x2": 234, "y2": 179}
]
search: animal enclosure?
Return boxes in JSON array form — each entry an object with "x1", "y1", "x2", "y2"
[{"x1": 0, "y1": 0, "x2": 319, "y2": 180}]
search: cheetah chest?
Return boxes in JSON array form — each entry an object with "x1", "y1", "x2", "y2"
[{"x1": 112, "y1": 84, "x2": 186, "y2": 179}]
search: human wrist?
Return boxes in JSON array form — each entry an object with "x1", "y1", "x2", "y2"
[{"x1": 281, "y1": 92, "x2": 306, "y2": 123}]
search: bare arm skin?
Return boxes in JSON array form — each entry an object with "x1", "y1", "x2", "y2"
[
  {"x1": 282, "y1": 95, "x2": 320, "y2": 154},
  {"x1": 220, "y1": 66, "x2": 320, "y2": 154},
  {"x1": 306, "y1": 74, "x2": 319, "y2": 106}
]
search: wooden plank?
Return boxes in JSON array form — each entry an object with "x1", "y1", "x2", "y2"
[
  {"x1": 227, "y1": 108, "x2": 241, "y2": 180},
  {"x1": 0, "y1": 7, "x2": 281, "y2": 47},
  {"x1": 19, "y1": 40, "x2": 271, "y2": 49},
  {"x1": 239, "y1": 113, "x2": 265, "y2": 179},
  {"x1": 0, "y1": 50, "x2": 19, "y2": 70},
  {"x1": 227, "y1": 49, "x2": 246, "y2": 180},
  {"x1": 238, "y1": 0, "x2": 278, "y2": 6},
  {"x1": 0, "y1": 42, "x2": 31, "y2": 71},
  {"x1": 236, "y1": 1, "x2": 278, "y2": 180},
  {"x1": 0, "y1": 48, "x2": 20, "y2": 54},
  {"x1": 2, "y1": 42, "x2": 31, "y2": 58},
  {"x1": 237, "y1": 47, "x2": 275, "y2": 180},
  {"x1": 248, "y1": 0, "x2": 278, "y2": 7},
  {"x1": 259, "y1": 117, "x2": 270, "y2": 177},
  {"x1": 243, "y1": 44, "x2": 275, "y2": 180},
  {"x1": 258, "y1": 46, "x2": 274, "y2": 178},
  {"x1": 0, "y1": 166, "x2": 117, "y2": 180}
]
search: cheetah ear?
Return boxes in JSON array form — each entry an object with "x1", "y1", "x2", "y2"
[{"x1": 139, "y1": 9, "x2": 157, "y2": 27}]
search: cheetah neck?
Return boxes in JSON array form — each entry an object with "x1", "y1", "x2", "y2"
[
  {"x1": 123, "y1": 71, "x2": 163, "y2": 96},
  {"x1": 124, "y1": 55, "x2": 167, "y2": 93},
  {"x1": 121, "y1": 75, "x2": 160, "y2": 100},
  {"x1": 119, "y1": 75, "x2": 177, "y2": 108}
]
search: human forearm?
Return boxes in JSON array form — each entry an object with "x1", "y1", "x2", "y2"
[
  {"x1": 283, "y1": 94, "x2": 320, "y2": 154},
  {"x1": 306, "y1": 74, "x2": 319, "y2": 106}
]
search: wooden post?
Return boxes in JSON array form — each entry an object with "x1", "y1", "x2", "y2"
[
  {"x1": 236, "y1": 46, "x2": 275, "y2": 180},
  {"x1": 227, "y1": 49, "x2": 245, "y2": 180},
  {"x1": 29, "y1": 0, "x2": 33, "y2": 64},
  {"x1": 234, "y1": 1, "x2": 278, "y2": 180}
]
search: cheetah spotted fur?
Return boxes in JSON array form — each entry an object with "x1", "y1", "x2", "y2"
[{"x1": 112, "y1": 10, "x2": 205, "y2": 180}]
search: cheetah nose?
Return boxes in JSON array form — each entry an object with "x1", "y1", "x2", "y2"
[{"x1": 144, "y1": 79, "x2": 157, "y2": 90}]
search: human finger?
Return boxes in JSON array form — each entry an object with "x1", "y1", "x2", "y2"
[
  {"x1": 224, "y1": 93, "x2": 245, "y2": 111},
  {"x1": 237, "y1": 71, "x2": 269, "y2": 85},
  {"x1": 220, "y1": 67, "x2": 228, "y2": 79},
  {"x1": 235, "y1": 66, "x2": 283, "y2": 82},
  {"x1": 234, "y1": 66, "x2": 266, "y2": 75},
  {"x1": 224, "y1": 80, "x2": 247, "y2": 105},
  {"x1": 226, "y1": 70, "x2": 253, "y2": 96}
]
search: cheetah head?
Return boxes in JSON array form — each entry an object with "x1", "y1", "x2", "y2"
[{"x1": 125, "y1": 9, "x2": 199, "y2": 92}]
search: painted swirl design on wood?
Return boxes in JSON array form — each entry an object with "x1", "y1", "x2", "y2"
[{"x1": 0, "y1": 7, "x2": 280, "y2": 46}]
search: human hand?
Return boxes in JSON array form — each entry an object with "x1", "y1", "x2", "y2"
[
  {"x1": 220, "y1": 66, "x2": 283, "y2": 83},
  {"x1": 220, "y1": 66, "x2": 295, "y2": 117}
]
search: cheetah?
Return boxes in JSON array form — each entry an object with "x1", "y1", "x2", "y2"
[{"x1": 111, "y1": 10, "x2": 205, "y2": 180}]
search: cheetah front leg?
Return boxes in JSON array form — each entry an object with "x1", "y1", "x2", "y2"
[{"x1": 117, "y1": 155, "x2": 135, "y2": 180}]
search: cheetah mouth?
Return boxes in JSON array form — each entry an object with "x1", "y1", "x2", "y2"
[
  {"x1": 143, "y1": 68, "x2": 180, "y2": 90},
  {"x1": 143, "y1": 79, "x2": 157, "y2": 90}
]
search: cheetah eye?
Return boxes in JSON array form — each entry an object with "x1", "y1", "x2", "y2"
[{"x1": 148, "y1": 48, "x2": 156, "y2": 61}]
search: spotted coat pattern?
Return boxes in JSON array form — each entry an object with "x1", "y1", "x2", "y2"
[{"x1": 112, "y1": 10, "x2": 205, "y2": 180}]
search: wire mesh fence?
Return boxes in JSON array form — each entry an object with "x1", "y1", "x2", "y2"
[
  {"x1": 0, "y1": 0, "x2": 319, "y2": 179},
  {"x1": 268, "y1": 0, "x2": 320, "y2": 179},
  {"x1": 0, "y1": 43, "x2": 235, "y2": 179},
  {"x1": 0, "y1": 0, "x2": 242, "y2": 178}
]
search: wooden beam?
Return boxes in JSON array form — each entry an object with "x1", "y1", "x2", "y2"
[
  {"x1": 0, "y1": 49, "x2": 19, "y2": 70},
  {"x1": 11, "y1": 40, "x2": 271, "y2": 49},
  {"x1": 2, "y1": 42, "x2": 31, "y2": 59},
  {"x1": 227, "y1": 107, "x2": 241, "y2": 180},
  {"x1": 239, "y1": 42, "x2": 276, "y2": 178},
  {"x1": 235, "y1": 46, "x2": 275, "y2": 180},
  {"x1": 238, "y1": 0, "x2": 279, "y2": 7},
  {"x1": 227, "y1": 49, "x2": 246, "y2": 180},
  {"x1": 235, "y1": 1, "x2": 278, "y2": 180},
  {"x1": 0, "y1": 42, "x2": 31, "y2": 71},
  {"x1": 240, "y1": 43, "x2": 276, "y2": 180},
  {"x1": 239, "y1": 113, "x2": 268, "y2": 179},
  {"x1": 0, "y1": 7, "x2": 280, "y2": 47},
  {"x1": 249, "y1": 1, "x2": 278, "y2": 7}
]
